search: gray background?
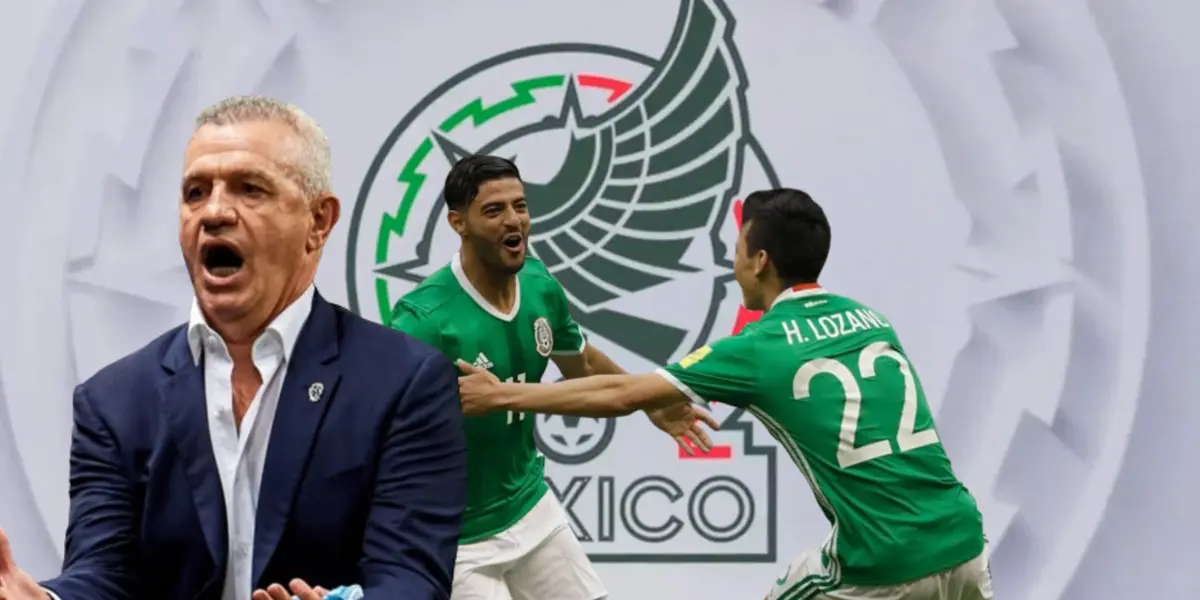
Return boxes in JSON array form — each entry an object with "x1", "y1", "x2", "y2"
[{"x1": 0, "y1": 1, "x2": 1196, "y2": 598}]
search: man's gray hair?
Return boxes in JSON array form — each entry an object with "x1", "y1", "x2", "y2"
[{"x1": 194, "y1": 95, "x2": 332, "y2": 200}]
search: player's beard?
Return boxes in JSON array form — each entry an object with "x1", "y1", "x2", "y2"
[
  {"x1": 488, "y1": 244, "x2": 524, "y2": 275},
  {"x1": 472, "y1": 237, "x2": 525, "y2": 276}
]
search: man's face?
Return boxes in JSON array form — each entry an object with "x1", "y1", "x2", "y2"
[
  {"x1": 178, "y1": 120, "x2": 335, "y2": 327},
  {"x1": 453, "y1": 177, "x2": 531, "y2": 275},
  {"x1": 734, "y1": 221, "x2": 767, "y2": 311}
]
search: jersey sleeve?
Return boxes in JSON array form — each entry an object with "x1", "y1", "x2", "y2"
[
  {"x1": 389, "y1": 301, "x2": 447, "y2": 352},
  {"x1": 542, "y1": 275, "x2": 587, "y2": 355},
  {"x1": 656, "y1": 333, "x2": 759, "y2": 408}
]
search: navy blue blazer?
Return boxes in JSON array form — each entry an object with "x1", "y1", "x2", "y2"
[{"x1": 40, "y1": 291, "x2": 467, "y2": 600}]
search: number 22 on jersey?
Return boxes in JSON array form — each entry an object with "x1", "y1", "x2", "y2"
[{"x1": 793, "y1": 341, "x2": 939, "y2": 469}]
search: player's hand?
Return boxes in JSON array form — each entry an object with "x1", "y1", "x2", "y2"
[
  {"x1": 251, "y1": 579, "x2": 329, "y2": 600},
  {"x1": 645, "y1": 402, "x2": 720, "y2": 455},
  {"x1": 456, "y1": 359, "x2": 507, "y2": 416},
  {"x1": 0, "y1": 529, "x2": 45, "y2": 600}
]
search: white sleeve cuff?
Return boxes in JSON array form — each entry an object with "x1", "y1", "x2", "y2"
[
  {"x1": 550, "y1": 337, "x2": 587, "y2": 356},
  {"x1": 45, "y1": 589, "x2": 62, "y2": 600},
  {"x1": 654, "y1": 368, "x2": 711, "y2": 410}
]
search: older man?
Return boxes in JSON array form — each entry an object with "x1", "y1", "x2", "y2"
[{"x1": 0, "y1": 96, "x2": 467, "y2": 600}]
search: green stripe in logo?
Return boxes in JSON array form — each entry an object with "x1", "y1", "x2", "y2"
[{"x1": 371, "y1": 73, "x2": 567, "y2": 320}]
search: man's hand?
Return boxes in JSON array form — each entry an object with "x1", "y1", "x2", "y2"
[
  {"x1": 0, "y1": 529, "x2": 44, "y2": 600},
  {"x1": 251, "y1": 579, "x2": 328, "y2": 600},
  {"x1": 646, "y1": 402, "x2": 720, "y2": 455},
  {"x1": 456, "y1": 359, "x2": 507, "y2": 416}
]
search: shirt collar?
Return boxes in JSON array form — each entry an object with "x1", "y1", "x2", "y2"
[
  {"x1": 769, "y1": 282, "x2": 828, "y2": 310},
  {"x1": 451, "y1": 252, "x2": 522, "y2": 321},
  {"x1": 186, "y1": 284, "x2": 317, "y2": 365}
]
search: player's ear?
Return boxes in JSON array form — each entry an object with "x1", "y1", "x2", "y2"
[
  {"x1": 447, "y1": 209, "x2": 467, "y2": 236},
  {"x1": 752, "y1": 249, "x2": 770, "y2": 279}
]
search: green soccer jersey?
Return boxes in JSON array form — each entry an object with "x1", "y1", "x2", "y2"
[
  {"x1": 390, "y1": 253, "x2": 586, "y2": 543},
  {"x1": 659, "y1": 286, "x2": 984, "y2": 587}
]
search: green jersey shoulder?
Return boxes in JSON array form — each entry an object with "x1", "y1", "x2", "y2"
[
  {"x1": 390, "y1": 254, "x2": 586, "y2": 359},
  {"x1": 658, "y1": 289, "x2": 901, "y2": 408},
  {"x1": 388, "y1": 264, "x2": 461, "y2": 349}
]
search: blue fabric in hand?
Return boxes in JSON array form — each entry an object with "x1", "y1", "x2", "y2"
[
  {"x1": 325, "y1": 585, "x2": 364, "y2": 600},
  {"x1": 292, "y1": 584, "x2": 363, "y2": 600}
]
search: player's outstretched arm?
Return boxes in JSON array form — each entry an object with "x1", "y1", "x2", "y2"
[
  {"x1": 458, "y1": 359, "x2": 713, "y2": 421},
  {"x1": 552, "y1": 345, "x2": 713, "y2": 453}
]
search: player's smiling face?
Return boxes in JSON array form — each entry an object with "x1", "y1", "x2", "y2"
[{"x1": 463, "y1": 177, "x2": 531, "y2": 275}]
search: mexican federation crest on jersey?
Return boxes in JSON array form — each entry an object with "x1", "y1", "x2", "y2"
[
  {"x1": 533, "y1": 317, "x2": 554, "y2": 357},
  {"x1": 346, "y1": 0, "x2": 781, "y2": 368}
]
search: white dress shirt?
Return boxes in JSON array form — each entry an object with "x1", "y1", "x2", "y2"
[{"x1": 187, "y1": 285, "x2": 315, "y2": 600}]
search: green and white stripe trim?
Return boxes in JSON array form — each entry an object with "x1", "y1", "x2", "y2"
[{"x1": 751, "y1": 406, "x2": 845, "y2": 599}]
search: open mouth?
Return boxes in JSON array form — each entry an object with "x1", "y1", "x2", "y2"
[
  {"x1": 501, "y1": 233, "x2": 524, "y2": 252},
  {"x1": 201, "y1": 241, "x2": 245, "y2": 279}
]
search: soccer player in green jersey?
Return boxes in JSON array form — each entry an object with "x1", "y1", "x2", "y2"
[
  {"x1": 390, "y1": 154, "x2": 716, "y2": 600},
  {"x1": 457, "y1": 188, "x2": 994, "y2": 600}
]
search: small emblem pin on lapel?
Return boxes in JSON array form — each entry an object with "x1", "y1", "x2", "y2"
[{"x1": 308, "y1": 382, "x2": 324, "y2": 403}]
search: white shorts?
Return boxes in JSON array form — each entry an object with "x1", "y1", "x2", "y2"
[
  {"x1": 451, "y1": 492, "x2": 608, "y2": 600},
  {"x1": 766, "y1": 547, "x2": 994, "y2": 600}
]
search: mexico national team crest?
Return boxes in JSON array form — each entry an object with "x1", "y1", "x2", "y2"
[
  {"x1": 346, "y1": 0, "x2": 781, "y2": 564},
  {"x1": 533, "y1": 317, "x2": 554, "y2": 357},
  {"x1": 346, "y1": 0, "x2": 780, "y2": 366}
]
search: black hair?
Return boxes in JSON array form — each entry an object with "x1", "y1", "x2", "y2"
[
  {"x1": 442, "y1": 154, "x2": 522, "y2": 211},
  {"x1": 741, "y1": 188, "x2": 831, "y2": 285}
]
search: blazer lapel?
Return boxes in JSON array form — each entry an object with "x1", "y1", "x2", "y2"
[
  {"x1": 252, "y1": 294, "x2": 342, "y2": 585},
  {"x1": 158, "y1": 330, "x2": 228, "y2": 574}
]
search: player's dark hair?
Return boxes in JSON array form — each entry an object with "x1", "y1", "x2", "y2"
[
  {"x1": 442, "y1": 154, "x2": 522, "y2": 212},
  {"x1": 741, "y1": 188, "x2": 831, "y2": 285}
]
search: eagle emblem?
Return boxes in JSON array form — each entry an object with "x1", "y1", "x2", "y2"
[{"x1": 351, "y1": 0, "x2": 778, "y2": 365}]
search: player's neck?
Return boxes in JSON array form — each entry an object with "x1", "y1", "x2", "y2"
[
  {"x1": 761, "y1": 280, "x2": 820, "y2": 311},
  {"x1": 760, "y1": 284, "x2": 785, "y2": 313},
  {"x1": 460, "y1": 249, "x2": 518, "y2": 312}
]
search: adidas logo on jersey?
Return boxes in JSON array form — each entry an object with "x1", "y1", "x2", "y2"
[{"x1": 472, "y1": 352, "x2": 493, "y2": 370}]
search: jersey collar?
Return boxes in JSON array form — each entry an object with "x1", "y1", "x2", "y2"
[
  {"x1": 451, "y1": 252, "x2": 521, "y2": 322},
  {"x1": 769, "y1": 282, "x2": 827, "y2": 310}
]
